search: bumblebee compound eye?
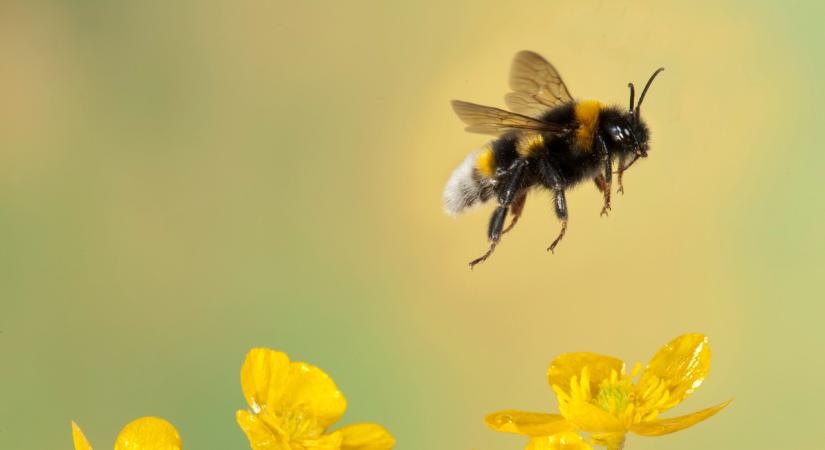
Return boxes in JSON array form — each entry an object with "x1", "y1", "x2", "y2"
[{"x1": 608, "y1": 125, "x2": 624, "y2": 143}]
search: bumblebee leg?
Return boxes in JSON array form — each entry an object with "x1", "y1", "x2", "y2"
[
  {"x1": 468, "y1": 243, "x2": 497, "y2": 268},
  {"x1": 597, "y1": 135, "x2": 612, "y2": 216},
  {"x1": 469, "y1": 160, "x2": 528, "y2": 268},
  {"x1": 547, "y1": 189, "x2": 568, "y2": 253},
  {"x1": 594, "y1": 174, "x2": 611, "y2": 215},
  {"x1": 600, "y1": 168, "x2": 612, "y2": 216},
  {"x1": 469, "y1": 206, "x2": 507, "y2": 268},
  {"x1": 538, "y1": 160, "x2": 569, "y2": 253},
  {"x1": 502, "y1": 192, "x2": 527, "y2": 235},
  {"x1": 594, "y1": 174, "x2": 607, "y2": 192},
  {"x1": 615, "y1": 154, "x2": 641, "y2": 194},
  {"x1": 616, "y1": 154, "x2": 626, "y2": 194}
]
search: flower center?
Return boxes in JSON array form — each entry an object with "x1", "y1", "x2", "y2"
[
  {"x1": 596, "y1": 382, "x2": 631, "y2": 415},
  {"x1": 278, "y1": 409, "x2": 323, "y2": 441},
  {"x1": 257, "y1": 407, "x2": 328, "y2": 449},
  {"x1": 592, "y1": 364, "x2": 645, "y2": 428}
]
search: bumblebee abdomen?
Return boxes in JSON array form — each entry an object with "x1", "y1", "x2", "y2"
[
  {"x1": 489, "y1": 133, "x2": 520, "y2": 173},
  {"x1": 443, "y1": 149, "x2": 496, "y2": 215},
  {"x1": 475, "y1": 146, "x2": 495, "y2": 177}
]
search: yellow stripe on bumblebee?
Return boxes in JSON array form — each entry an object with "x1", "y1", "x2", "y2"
[
  {"x1": 475, "y1": 146, "x2": 495, "y2": 177},
  {"x1": 516, "y1": 133, "x2": 546, "y2": 158},
  {"x1": 573, "y1": 100, "x2": 602, "y2": 152}
]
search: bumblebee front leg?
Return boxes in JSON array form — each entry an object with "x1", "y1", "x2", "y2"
[
  {"x1": 597, "y1": 135, "x2": 612, "y2": 216},
  {"x1": 600, "y1": 158, "x2": 612, "y2": 216},
  {"x1": 594, "y1": 174, "x2": 607, "y2": 193},
  {"x1": 615, "y1": 153, "x2": 640, "y2": 194},
  {"x1": 616, "y1": 154, "x2": 626, "y2": 194},
  {"x1": 469, "y1": 160, "x2": 528, "y2": 268}
]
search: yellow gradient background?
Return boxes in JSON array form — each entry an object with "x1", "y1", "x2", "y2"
[{"x1": 1, "y1": 1, "x2": 822, "y2": 449}]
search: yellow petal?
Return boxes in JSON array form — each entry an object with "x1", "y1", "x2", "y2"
[
  {"x1": 281, "y1": 361, "x2": 347, "y2": 428},
  {"x1": 71, "y1": 421, "x2": 93, "y2": 450},
  {"x1": 300, "y1": 430, "x2": 343, "y2": 450},
  {"x1": 548, "y1": 353, "x2": 625, "y2": 397},
  {"x1": 559, "y1": 400, "x2": 625, "y2": 433},
  {"x1": 241, "y1": 348, "x2": 292, "y2": 412},
  {"x1": 526, "y1": 433, "x2": 593, "y2": 450},
  {"x1": 236, "y1": 410, "x2": 287, "y2": 450},
  {"x1": 338, "y1": 423, "x2": 396, "y2": 450},
  {"x1": 113, "y1": 417, "x2": 181, "y2": 450},
  {"x1": 485, "y1": 410, "x2": 573, "y2": 436},
  {"x1": 636, "y1": 334, "x2": 711, "y2": 412},
  {"x1": 630, "y1": 399, "x2": 732, "y2": 436},
  {"x1": 241, "y1": 348, "x2": 347, "y2": 428}
]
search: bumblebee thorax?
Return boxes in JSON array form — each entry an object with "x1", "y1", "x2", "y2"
[{"x1": 573, "y1": 100, "x2": 602, "y2": 151}]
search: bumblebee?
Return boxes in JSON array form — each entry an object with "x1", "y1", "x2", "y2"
[{"x1": 443, "y1": 51, "x2": 664, "y2": 268}]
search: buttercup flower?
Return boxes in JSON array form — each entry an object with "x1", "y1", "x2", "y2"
[
  {"x1": 71, "y1": 417, "x2": 181, "y2": 450},
  {"x1": 237, "y1": 348, "x2": 396, "y2": 450},
  {"x1": 486, "y1": 333, "x2": 730, "y2": 450}
]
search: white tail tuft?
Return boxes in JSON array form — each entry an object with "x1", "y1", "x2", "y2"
[{"x1": 443, "y1": 149, "x2": 495, "y2": 215}]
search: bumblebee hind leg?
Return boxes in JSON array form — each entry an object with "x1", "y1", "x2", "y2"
[
  {"x1": 469, "y1": 206, "x2": 507, "y2": 268},
  {"x1": 469, "y1": 160, "x2": 528, "y2": 269},
  {"x1": 501, "y1": 192, "x2": 527, "y2": 235},
  {"x1": 547, "y1": 189, "x2": 568, "y2": 253},
  {"x1": 539, "y1": 160, "x2": 569, "y2": 253}
]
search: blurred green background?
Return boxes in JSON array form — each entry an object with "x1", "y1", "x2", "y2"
[{"x1": 1, "y1": 1, "x2": 823, "y2": 449}]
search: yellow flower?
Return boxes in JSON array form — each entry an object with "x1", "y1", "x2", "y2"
[
  {"x1": 71, "y1": 417, "x2": 181, "y2": 450},
  {"x1": 236, "y1": 348, "x2": 396, "y2": 450},
  {"x1": 486, "y1": 334, "x2": 731, "y2": 450}
]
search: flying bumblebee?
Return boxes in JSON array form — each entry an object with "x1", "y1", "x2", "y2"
[{"x1": 443, "y1": 51, "x2": 664, "y2": 268}]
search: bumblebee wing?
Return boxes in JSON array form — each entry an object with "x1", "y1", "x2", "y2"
[
  {"x1": 451, "y1": 100, "x2": 569, "y2": 136},
  {"x1": 443, "y1": 149, "x2": 496, "y2": 215},
  {"x1": 506, "y1": 50, "x2": 573, "y2": 117}
]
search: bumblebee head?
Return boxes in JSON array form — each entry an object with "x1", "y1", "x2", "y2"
[
  {"x1": 605, "y1": 114, "x2": 648, "y2": 156},
  {"x1": 623, "y1": 67, "x2": 665, "y2": 158}
]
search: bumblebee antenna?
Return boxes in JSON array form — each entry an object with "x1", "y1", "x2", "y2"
[
  {"x1": 635, "y1": 67, "x2": 665, "y2": 117},
  {"x1": 628, "y1": 82, "x2": 636, "y2": 112},
  {"x1": 628, "y1": 82, "x2": 636, "y2": 124}
]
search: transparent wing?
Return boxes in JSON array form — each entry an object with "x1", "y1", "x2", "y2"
[
  {"x1": 506, "y1": 51, "x2": 573, "y2": 117},
  {"x1": 451, "y1": 100, "x2": 569, "y2": 136}
]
